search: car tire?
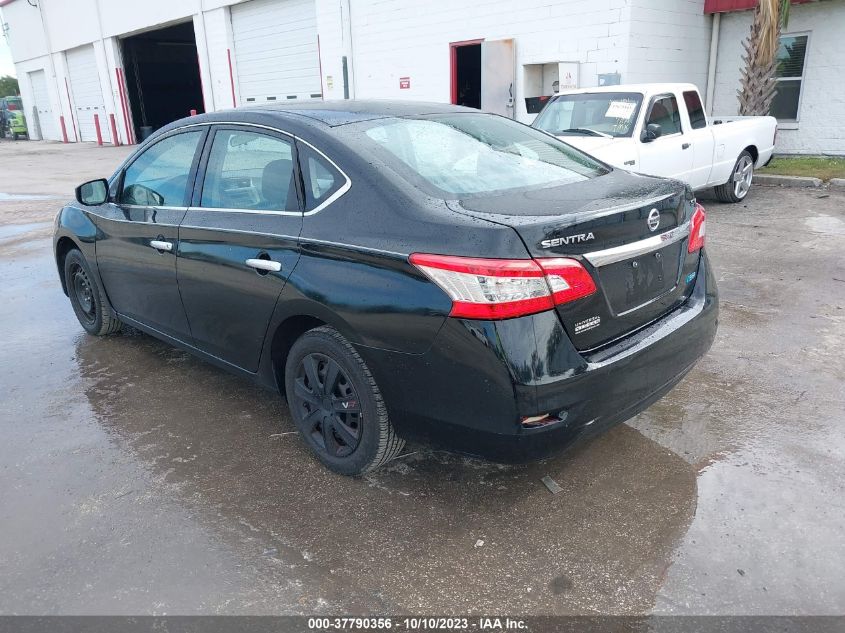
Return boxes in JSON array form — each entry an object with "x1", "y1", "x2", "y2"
[
  {"x1": 12, "y1": 132, "x2": 18, "y2": 141},
  {"x1": 714, "y1": 150, "x2": 755, "y2": 203},
  {"x1": 64, "y1": 249, "x2": 122, "y2": 336},
  {"x1": 284, "y1": 325, "x2": 404, "y2": 475}
]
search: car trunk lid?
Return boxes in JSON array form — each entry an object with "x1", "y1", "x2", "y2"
[{"x1": 448, "y1": 170, "x2": 702, "y2": 350}]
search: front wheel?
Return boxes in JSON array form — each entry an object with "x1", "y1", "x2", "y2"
[
  {"x1": 284, "y1": 326, "x2": 404, "y2": 475},
  {"x1": 714, "y1": 150, "x2": 755, "y2": 203},
  {"x1": 64, "y1": 249, "x2": 122, "y2": 336}
]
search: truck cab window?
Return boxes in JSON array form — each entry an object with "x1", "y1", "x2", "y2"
[
  {"x1": 683, "y1": 91, "x2": 707, "y2": 130},
  {"x1": 646, "y1": 96, "x2": 682, "y2": 136}
]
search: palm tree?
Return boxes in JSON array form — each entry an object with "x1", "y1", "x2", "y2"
[{"x1": 737, "y1": 0, "x2": 791, "y2": 115}]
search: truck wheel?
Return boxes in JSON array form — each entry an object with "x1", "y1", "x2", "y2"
[
  {"x1": 64, "y1": 249, "x2": 122, "y2": 336},
  {"x1": 285, "y1": 325, "x2": 404, "y2": 475},
  {"x1": 715, "y1": 150, "x2": 754, "y2": 203}
]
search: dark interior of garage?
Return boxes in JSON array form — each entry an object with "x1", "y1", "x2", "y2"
[
  {"x1": 454, "y1": 44, "x2": 481, "y2": 109},
  {"x1": 121, "y1": 22, "x2": 205, "y2": 140}
]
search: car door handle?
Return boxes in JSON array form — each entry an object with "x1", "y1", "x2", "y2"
[
  {"x1": 245, "y1": 258, "x2": 282, "y2": 272},
  {"x1": 681, "y1": 143, "x2": 691, "y2": 150},
  {"x1": 149, "y1": 240, "x2": 173, "y2": 252}
]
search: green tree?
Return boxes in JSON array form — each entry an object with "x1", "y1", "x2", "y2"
[
  {"x1": 0, "y1": 75, "x2": 19, "y2": 97},
  {"x1": 737, "y1": 0, "x2": 791, "y2": 115}
]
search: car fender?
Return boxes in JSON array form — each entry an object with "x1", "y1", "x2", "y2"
[{"x1": 53, "y1": 204, "x2": 105, "y2": 298}]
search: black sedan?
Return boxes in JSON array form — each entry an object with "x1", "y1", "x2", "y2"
[{"x1": 54, "y1": 101, "x2": 717, "y2": 475}]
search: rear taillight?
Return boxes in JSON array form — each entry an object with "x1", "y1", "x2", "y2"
[
  {"x1": 688, "y1": 202, "x2": 706, "y2": 253},
  {"x1": 409, "y1": 253, "x2": 596, "y2": 320}
]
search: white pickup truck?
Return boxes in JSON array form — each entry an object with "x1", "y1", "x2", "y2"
[{"x1": 532, "y1": 83, "x2": 777, "y2": 203}]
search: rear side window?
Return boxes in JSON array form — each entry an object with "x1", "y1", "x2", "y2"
[
  {"x1": 120, "y1": 131, "x2": 203, "y2": 206},
  {"x1": 201, "y1": 129, "x2": 298, "y2": 211},
  {"x1": 357, "y1": 113, "x2": 608, "y2": 196},
  {"x1": 646, "y1": 96, "x2": 682, "y2": 136},
  {"x1": 683, "y1": 91, "x2": 707, "y2": 129},
  {"x1": 299, "y1": 144, "x2": 345, "y2": 211}
]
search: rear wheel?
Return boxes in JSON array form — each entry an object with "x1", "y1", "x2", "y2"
[
  {"x1": 64, "y1": 249, "x2": 122, "y2": 336},
  {"x1": 284, "y1": 326, "x2": 404, "y2": 475},
  {"x1": 715, "y1": 150, "x2": 754, "y2": 203}
]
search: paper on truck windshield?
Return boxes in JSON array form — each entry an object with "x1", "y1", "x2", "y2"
[{"x1": 605, "y1": 100, "x2": 637, "y2": 119}]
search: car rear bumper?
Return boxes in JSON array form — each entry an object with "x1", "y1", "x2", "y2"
[{"x1": 358, "y1": 250, "x2": 718, "y2": 461}]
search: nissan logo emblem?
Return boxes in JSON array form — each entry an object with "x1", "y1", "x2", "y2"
[{"x1": 647, "y1": 208, "x2": 661, "y2": 232}]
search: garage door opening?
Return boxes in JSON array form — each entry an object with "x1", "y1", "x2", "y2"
[
  {"x1": 121, "y1": 22, "x2": 204, "y2": 140},
  {"x1": 451, "y1": 40, "x2": 482, "y2": 109}
]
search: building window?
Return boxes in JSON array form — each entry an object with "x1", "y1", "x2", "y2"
[{"x1": 770, "y1": 34, "x2": 808, "y2": 122}]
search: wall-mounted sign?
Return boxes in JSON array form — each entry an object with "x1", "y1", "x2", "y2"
[
  {"x1": 326, "y1": 75, "x2": 334, "y2": 89},
  {"x1": 399, "y1": 77, "x2": 410, "y2": 90},
  {"x1": 558, "y1": 62, "x2": 579, "y2": 91}
]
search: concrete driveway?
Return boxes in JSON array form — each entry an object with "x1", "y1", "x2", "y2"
[{"x1": 0, "y1": 140, "x2": 843, "y2": 615}]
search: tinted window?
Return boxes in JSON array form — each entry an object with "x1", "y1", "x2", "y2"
[
  {"x1": 299, "y1": 145, "x2": 344, "y2": 211},
  {"x1": 201, "y1": 129, "x2": 298, "y2": 211},
  {"x1": 357, "y1": 114, "x2": 608, "y2": 196},
  {"x1": 683, "y1": 90, "x2": 707, "y2": 129},
  {"x1": 646, "y1": 96, "x2": 682, "y2": 136},
  {"x1": 533, "y1": 92, "x2": 643, "y2": 138},
  {"x1": 120, "y1": 131, "x2": 202, "y2": 206}
]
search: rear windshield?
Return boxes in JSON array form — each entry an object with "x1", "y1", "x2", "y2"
[
  {"x1": 6, "y1": 98, "x2": 22, "y2": 111},
  {"x1": 348, "y1": 113, "x2": 609, "y2": 197},
  {"x1": 533, "y1": 92, "x2": 644, "y2": 138}
]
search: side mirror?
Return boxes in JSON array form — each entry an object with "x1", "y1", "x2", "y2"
[
  {"x1": 75, "y1": 178, "x2": 109, "y2": 206},
  {"x1": 642, "y1": 123, "x2": 662, "y2": 142}
]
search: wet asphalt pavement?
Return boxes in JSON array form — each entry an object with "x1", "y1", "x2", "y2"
[{"x1": 0, "y1": 141, "x2": 843, "y2": 615}]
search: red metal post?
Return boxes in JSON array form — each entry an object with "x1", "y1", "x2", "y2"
[
  {"x1": 227, "y1": 48, "x2": 237, "y2": 108},
  {"x1": 115, "y1": 68, "x2": 134, "y2": 144},
  {"x1": 59, "y1": 116, "x2": 69, "y2": 143},
  {"x1": 64, "y1": 78, "x2": 78, "y2": 142},
  {"x1": 109, "y1": 113, "x2": 120, "y2": 146},
  {"x1": 93, "y1": 113, "x2": 103, "y2": 146},
  {"x1": 317, "y1": 35, "x2": 324, "y2": 99}
]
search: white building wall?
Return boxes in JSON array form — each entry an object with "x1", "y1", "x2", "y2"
[
  {"x1": 197, "y1": 7, "x2": 239, "y2": 111},
  {"x1": 712, "y1": 2, "x2": 845, "y2": 156},
  {"x1": 40, "y1": 0, "x2": 100, "y2": 53},
  {"x1": 626, "y1": 0, "x2": 712, "y2": 93},
  {"x1": 1, "y1": 0, "x2": 49, "y2": 62},
  {"x1": 315, "y1": 0, "x2": 350, "y2": 100},
  {"x1": 345, "y1": 0, "x2": 635, "y2": 123}
]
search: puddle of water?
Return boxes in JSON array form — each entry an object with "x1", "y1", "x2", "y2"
[
  {"x1": 0, "y1": 192, "x2": 63, "y2": 201},
  {"x1": 0, "y1": 222, "x2": 52, "y2": 241}
]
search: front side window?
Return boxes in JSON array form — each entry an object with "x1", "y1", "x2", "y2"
[
  {"x1": 357, "y1": 113, "x2": 608, "y2": 196},
  {"x1": 533, "y1": 92, "x2": 643, "y2": 138},
  {"x1": 771, "y1": 34, "x2": 808, "y2": 121},
  {"x1": 645, "y1": 96, "x2": 682, "y2": 136},
  {"x1": 120, "y1": 131, "x2": 203, "y2": 206},
  {"x1": 683, "y1": 91, "x2": 707, "y2": 130},
  {"x1": 201, "y1": 129, "x2": 297, "y2": 211}
]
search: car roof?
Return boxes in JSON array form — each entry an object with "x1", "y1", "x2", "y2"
[{"x1": 220, "y1": 100, "x2": 480, "y2": 127}]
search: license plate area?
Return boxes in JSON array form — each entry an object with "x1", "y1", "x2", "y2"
[{"x1": 598, "y1": 242, "x2": 682, "y2": 315}]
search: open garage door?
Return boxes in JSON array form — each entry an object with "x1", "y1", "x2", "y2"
[
  {"x1": 121, "y1": 22, "x2": 205, "y2": 141},
  {"x1": 28, "y1": 69, "x2": 58, "y2": 141},
  {"x1": 231, "y1": 0, "x2": 322, "y2": 105},
  {"x1": 66, "y1": 45, "x2": 105, "y2": 142}
]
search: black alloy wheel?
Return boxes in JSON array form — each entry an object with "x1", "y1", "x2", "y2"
[
  {"x1": 293, "y1": 353, "x2": 362, "y2": 458},
  {"x1": 284, "y1": 326, "x2": 404, "y2": 475}
]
